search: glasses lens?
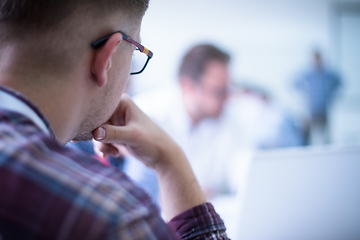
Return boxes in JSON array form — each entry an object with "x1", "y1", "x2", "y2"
[{"x1": 131, "y1": 49, "x2": 148, "y2": 74}]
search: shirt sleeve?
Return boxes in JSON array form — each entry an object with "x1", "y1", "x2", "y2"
[{"x1": 167, "y1": 202, "x2": 228, "y2": 240}]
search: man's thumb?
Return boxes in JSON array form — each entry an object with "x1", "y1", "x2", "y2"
[{"x1": 92, "y1": 124, "x2": 132, "y2": 144}]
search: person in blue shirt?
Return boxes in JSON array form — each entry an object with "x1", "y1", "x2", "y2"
[{"x1": 295, "y1": 50, "x2": 341, "y2": 144}]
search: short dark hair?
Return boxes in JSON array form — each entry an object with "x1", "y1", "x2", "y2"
[
  {"x1": 0, "y1": 0, "x2": 149, "y2": 31},
  {"x1": 179, "y1": 44, "x2": 230, "y2": 82},
  {"x1": 0, "y1": 0, "x2": 149, "y2": 78}
]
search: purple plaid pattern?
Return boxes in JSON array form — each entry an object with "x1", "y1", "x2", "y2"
[
  {"x1": 0, "y1": 88, "x2": 228, "y2": 239},
  {"x1": 168, "y1": 203, "x2": 227, "y2": 239}
]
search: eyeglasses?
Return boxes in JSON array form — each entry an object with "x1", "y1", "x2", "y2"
[{"x1": 91, "y1": 31, "x2": 153, "y2": 75}]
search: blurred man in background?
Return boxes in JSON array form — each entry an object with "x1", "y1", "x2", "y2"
[
  {"x1": 127, "y1": 44, "x2": 253, "y2": 199},
  {"x1": 294, "y1": 50, "x2": 341, "y2": 144},
  {"x1": 178, "y1": 44, "x2": 230, "y2": 125}
]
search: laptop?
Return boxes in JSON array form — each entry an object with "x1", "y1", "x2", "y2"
[{"x1": 236, "y1": 145, "x2": 360, "y2": 240}]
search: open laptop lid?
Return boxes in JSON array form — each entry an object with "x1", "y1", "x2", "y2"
[{"x1": 236, "y1": 146, "x2": 360, "y2": 240}]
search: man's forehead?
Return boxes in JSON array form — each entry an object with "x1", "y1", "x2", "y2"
[
  {"x1": 200, "y1": 61, "x2": 229, "y2": 85},
  {"x1": 204, "y1": 61, "x2": 229, "y2": 76}
]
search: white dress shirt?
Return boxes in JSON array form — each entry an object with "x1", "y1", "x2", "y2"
[{"x1": 132, "y1": 85, "x2": 255, "y2": 194}]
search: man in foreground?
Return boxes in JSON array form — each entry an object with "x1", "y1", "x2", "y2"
[{"x1": 0, "y1": 0, "x2": 227, "y2": 239}]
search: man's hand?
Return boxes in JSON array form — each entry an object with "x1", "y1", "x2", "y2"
[
  {"x1": 92, "y1": 95, "x2": 206, "y2": 220},
  {"x1": 92, "y1": 95, "x2": 178, "y2": 170}
]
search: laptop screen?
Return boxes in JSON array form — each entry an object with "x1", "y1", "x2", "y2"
[{"x1": 236, "y1": 146, "x2": 360, "y2": 240}]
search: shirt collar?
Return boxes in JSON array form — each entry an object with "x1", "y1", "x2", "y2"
[{"x1": 0, "y1": 85, "x2": 55, "y2": 137}]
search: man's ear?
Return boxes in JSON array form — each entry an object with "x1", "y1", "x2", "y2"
[{"x1": 92, "y1": 33, "x2": 123, "y2": 88}]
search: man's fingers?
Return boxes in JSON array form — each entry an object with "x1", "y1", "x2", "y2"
[
  {"x1": 93, "y1": 140, "x2": 121, "y2": 158},
  {"x1": 92, "y1": 124, "x2": 134, "y2": 144},
  {"x1": 93, "y1": 140, "x2": 107, "y2": 158},
  {"x1": 99, "y1": 143, "x2": 120, "y2": 158}
]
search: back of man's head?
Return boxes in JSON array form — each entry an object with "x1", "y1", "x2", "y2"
[
  {"x1": 179, "y1": 44, "x2": 230, "y2": 82},
  {"x1": 0, "y1": 0, "x2": 148, "y2": 28},
  {"x1": 0, "y1": 0, "x2": 149, "y2": 79}
]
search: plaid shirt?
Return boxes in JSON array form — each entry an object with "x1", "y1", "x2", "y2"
[{"x1": 0, "y1": 86, "x2": 228, "y2": 240}]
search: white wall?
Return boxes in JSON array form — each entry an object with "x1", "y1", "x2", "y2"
[
  {"x1": 332, "y1": 11, "x2": 360, "y2": 145},
  {"x1": 130, "y1": 0, "x2": 360, "y2": 144},
  {"x1": 134, "y1": 0, "x2": 346, "y2": 95}
]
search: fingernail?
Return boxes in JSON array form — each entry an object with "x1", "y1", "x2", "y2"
[
  {"x1": 106, "y1": 61, "x2": 111, "y2": 71},
  {"x1": 116, "y1": 40, "x2": 121, "y2": 49},
  {"x1": 97, "y1": 127, "x2": 106, "y2": 140}
]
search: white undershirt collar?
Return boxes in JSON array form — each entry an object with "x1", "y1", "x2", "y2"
[{"x1": 0, "y1": 88, "x2": 50, "y2": 136}]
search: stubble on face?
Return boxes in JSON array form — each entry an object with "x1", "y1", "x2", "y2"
[
  {"x1": 72, "y1": 63, "x2": 130, "y2": 142},
  {"x1": 71, "y1": 20, "x2": 140, "y2": 142},
  {"x1": 72, "y1": 88, "x2": 114, "y2": 141}
]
